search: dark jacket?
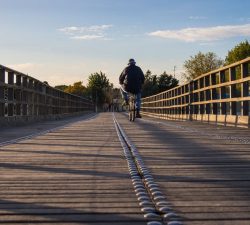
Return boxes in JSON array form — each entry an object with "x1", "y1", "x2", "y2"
[{"x1": 119, "y1": 64, "x2": 145, "y2": 94}]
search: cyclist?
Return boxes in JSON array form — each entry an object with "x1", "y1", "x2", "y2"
[{"x1": 119, "y1": 58, "x2": 145, "y2": 118}]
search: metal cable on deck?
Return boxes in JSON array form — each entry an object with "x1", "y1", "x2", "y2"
[{"x1": 113, "y1": 113, "x2": 183, "y2": 225}]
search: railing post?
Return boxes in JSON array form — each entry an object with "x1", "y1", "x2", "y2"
[
  {"x1": 189, "y1": 80, "x2": 194, "y2": 121},
  {"x1": 0, "y1": 67, "x2": 4, "y2": 117}
]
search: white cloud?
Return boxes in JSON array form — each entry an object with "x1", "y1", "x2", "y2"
[
  {"x1": 58, "y1": 24, "x2": 113, "y2": 40},
  {"x1": 71, "y1": 35, "x2": 104, "y2": 40},
  {"x1": 87, "y1": 25, "x2": 113, "y2": 32},
  {"x1": 59, "y1": 25, "x2": 112, "y2": 34},
  {"x1": 189, "y1": 16, "x2": 207, "y2": 20},
  {"x1": 148, "y1": 23, "x2": 250, "y2": 42},
  {"x1": 58, "y1": 26, "x2": 80, "y2": 35}
]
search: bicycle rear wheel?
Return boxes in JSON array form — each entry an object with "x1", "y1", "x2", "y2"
[{"x1": 129, "y1": 107, "x2": 133, "y2": 121}]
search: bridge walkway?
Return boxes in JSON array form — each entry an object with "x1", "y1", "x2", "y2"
[
  {"x1": 0, "y1": 112, "x2": 249, "y2": 225},
  {"x1": 115, "y1": 112, "x2": 250, "y2": 225}
]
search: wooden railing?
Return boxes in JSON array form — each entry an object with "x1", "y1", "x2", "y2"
[
  {"x1": 141, "y1": 57, "x2": 250, "y2": 127},
  {"x1": 0, "y1": 65, "x2": 94, "y2": 120}
]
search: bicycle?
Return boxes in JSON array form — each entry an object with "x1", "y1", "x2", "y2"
[{"x1": 128, "y1": 93, "x2": 136, "y2": 122}]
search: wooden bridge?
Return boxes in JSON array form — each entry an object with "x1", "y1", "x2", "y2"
[
  {"x1": 0, "y1": 112, "x2": 250, "y2": 225},
  {"x1": 1, "y1": 58, "x2": 250, "y2": 224}
]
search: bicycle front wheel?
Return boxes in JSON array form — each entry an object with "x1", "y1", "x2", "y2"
[{"x1": 130, "y1": 99, "x2": 136, "y2": 122}]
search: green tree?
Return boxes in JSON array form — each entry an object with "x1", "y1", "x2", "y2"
[
  {"x1": 157, "y1": 72, "x2": 179, "y2": 92},
  {"x1": 142, "y1": 70, "x2": 158, "y2": 97},
  {"x1": 142, "y1": 70, "x2": 179, "y2": 97},
  {"x1": 183, "y1": 52, "x2": 224, "y2": 81},
  {"x1": 64, "y1": 81, "x2": 87, "y2": 97},
  {"x1": 87, "y1": 71, "x2": 113, "y2": 106},
  {"x1": 225, "y1": 40, "x2": 250, "y2": 65}
]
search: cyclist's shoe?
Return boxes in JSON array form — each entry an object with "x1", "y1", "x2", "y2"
[{"x1": 136, "y1": 111, "x2": 142, "y2": 118}]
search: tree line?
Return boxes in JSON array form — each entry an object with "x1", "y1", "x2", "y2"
[
  {"x1": 141, "y1": 70, "x2": 178, "y2": 97},
  {"x1": 55, "y1": 71, "x2": 113, "y2": 106},
  {"x1": 183, "y1": 40, "x2": 250, "y2": 81},
  {"x1": 55, "y1": 70, "x2": 178, "y2": 106},
  {"x1": 54, "y1": 39, "x2": 250, "y2": 107}
]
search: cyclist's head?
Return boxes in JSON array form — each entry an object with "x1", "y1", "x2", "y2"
[{"x1": 128, "y1": 58, "x2": 136, "y2": 65}]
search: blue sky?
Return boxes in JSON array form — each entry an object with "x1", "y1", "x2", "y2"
[{"x1": 1, "y1": 0, "x2": 250, "y2": 87}]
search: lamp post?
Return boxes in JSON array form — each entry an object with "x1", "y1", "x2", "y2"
[{"x1": 174, "y1": 66, "x2": 176, "y2": 78}]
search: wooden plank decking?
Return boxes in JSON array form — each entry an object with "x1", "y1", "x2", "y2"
[
  {"x1": 115, "y1": 113, "x2": 250, "y2": 225},
  {"x1": 0, "y1": 112, "x2": 250, "y2": 224}
]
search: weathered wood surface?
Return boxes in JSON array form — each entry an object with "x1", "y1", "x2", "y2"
[
  {"x1": 0, "y1": 112, "x2": 250, "y2": 224},
  {"x1": 0, "y1": 113, "x2": 145, "y2": 225},
  {"x1": 115, "y1": 112, "x2": 250, "y2": 225}
]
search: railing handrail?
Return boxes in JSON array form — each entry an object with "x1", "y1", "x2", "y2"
[
  {"x1": 0, "y1": 64, "x2": 94, "y2": 118},
  {"x1": 0, "y1": 64, "x2": 92, "y2": 103},
  {"x1": 142, "y1": 56, "x2": 250, "y2": 100},
  {"x1": 141, "y1": 57, "x2": 250, "y2": 126}
]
